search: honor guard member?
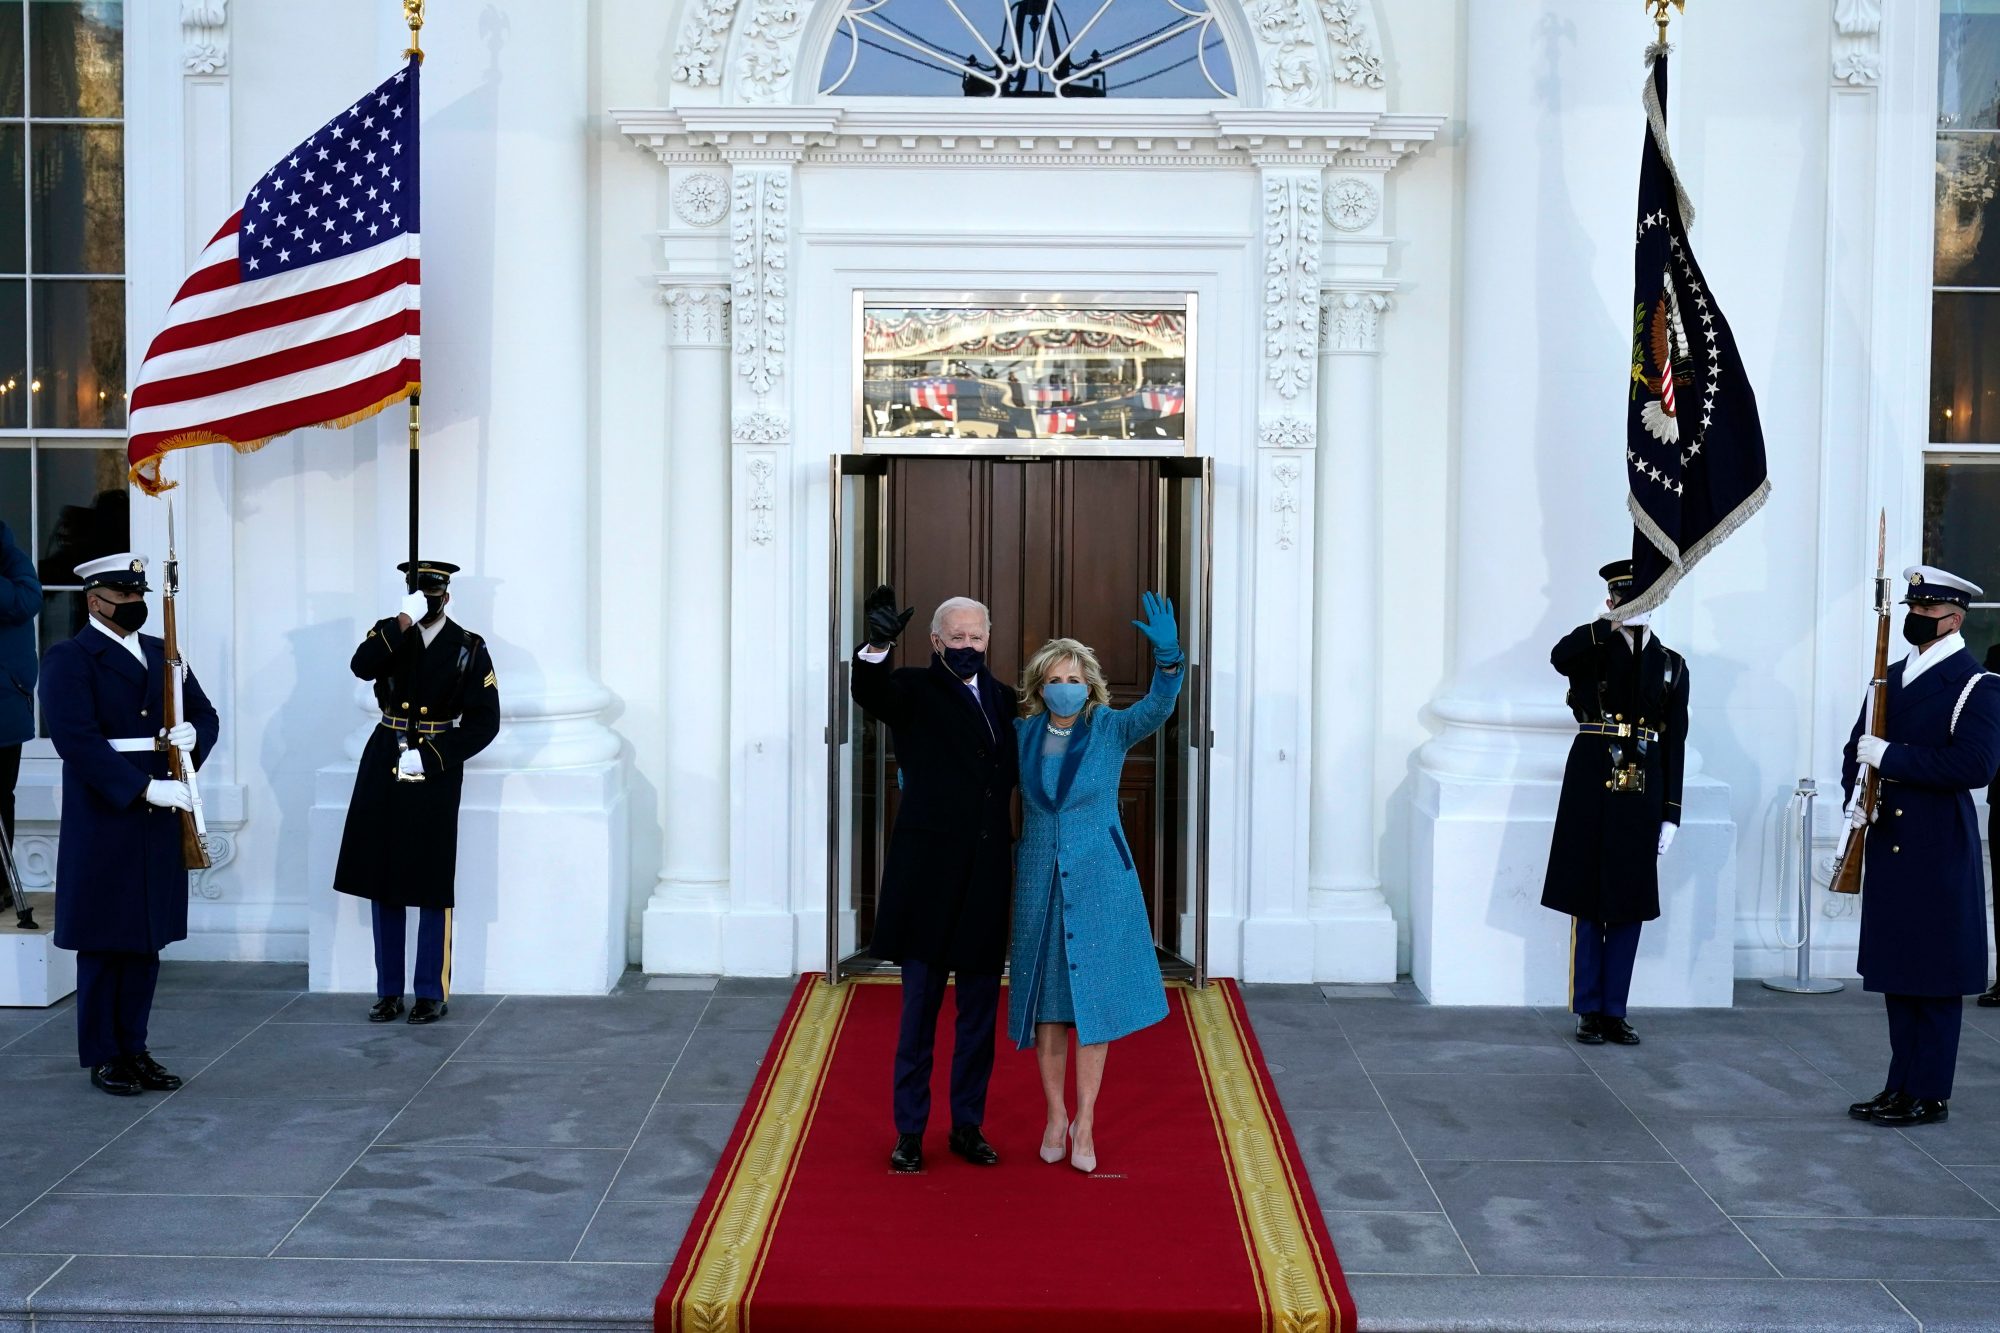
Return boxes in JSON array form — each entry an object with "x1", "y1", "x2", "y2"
[
  {"x1": 333, "y1": 561, "x2": 500, "y2": 1023},
  {"x1": 1542, "y1": 560, "x2": 1690, "y2": 1046},
  {"x1": 38, "y1": 554, "x2": 218, "y2": 1095},
  {"x1": 1982, "y1": 638, "x2": 2000, "y2": 1011},
  {"x1": 1841, "y1": 566, "x2": 2000, "y2": 1127}
]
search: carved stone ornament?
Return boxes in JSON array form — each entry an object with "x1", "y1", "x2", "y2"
[
  {"x1": 673, "y1": 0, "x2": 743, "y2": 87},
  {"x1": 181, "y1": 0, "x2": 227, "y2": 74},
  {"x1": 190, "y1": 831, "x2": 237, "y2": 902},
  {"x1": 737, "y1": 0, "x2": 808, "y2": 105},
  {"x1": 1253, "y1": 0, "x2": 1320, "y2": 107},
  {"x1": 1263, "y1": 174, "x2": 1323, "y2": 400},
  {"x1": 674, "y1": 172, "x2": 728, "y2": 227},
  {"x1": 1325, "y1": 176, "x2": 1380, "y2": 231},
  {"x1": 662, "y1": 286, "x2": 730, "y2": 346},
  {"x1": 1259, "y1": 415, "x2": 1315, "y2": 450},
  {"x1": 12, "y1": 833, "x2": 55, "y2": 890},
  {"x1": 733, "y1": 409, "x2": 789, "y2": 444},
  {"x1": 1271, "y1": 457, "x2": 1303, "y2": 550},
  {"x1": 1831, "y1": 0, "x2": 1883, "y2": 86},
  {"x1": 1320, "y1": 289, "x2": 1391, "y2": 354},
  {"x1": 747, "y1": 455, "x2": 777, "y2": 546},
  {"x1": 731, "y1": 170, "x2": 790, "y2": 398},
  {"x1": 1318, "y1": 0, "x2": 1387, "y2": 90},
  {"x1": 1833, "y1": 0, "x2": 1882, "y2": 36}
]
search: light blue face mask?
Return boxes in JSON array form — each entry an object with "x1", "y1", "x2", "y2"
[{"x1": 1042, "y1": 681, "x2": 1089, "y2": 717}]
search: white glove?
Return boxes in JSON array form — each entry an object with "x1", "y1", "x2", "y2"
[
  {"x1": 165, "y1": 721, "x2": 197, "y2": 753},
  {"x1": 144, "y1": 779, "x2": 193, "y2": 811},
  {"x1": 1846, "y1": 801, "x2": 1876, "y2": 830},
  {"x1": 1855, "y1": 735, "x2": 1889, "y2": 769},
  {"x1": 1657, "y1": 822, "x2": 1676, "y2": 856},
  {"x1": 398, "y1": 591, "x2": 428, "y2": 624},
  {"x1": 397, "y1": 747, "x2": 425, "y2": 778}
]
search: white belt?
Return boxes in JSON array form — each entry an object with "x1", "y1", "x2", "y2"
[{"x1": 107, "y1": 737, "x2": 158, "y2": 753}]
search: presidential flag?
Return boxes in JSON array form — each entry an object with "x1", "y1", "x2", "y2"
[
  {"x1": 127, "y1": 60, "x2": 421, "y2": 495},
  {"x1": 1619, "y1": 49, "x2": 1768, "y2": 617}
]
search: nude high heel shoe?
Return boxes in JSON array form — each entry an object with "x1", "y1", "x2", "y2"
[
  {"x1": 1069, "y1": 1123, "x2": 1096, "y2": 1174},
  {"x1": 1039, "y1": 1120, "x2": 1069, "y2": 1165}
]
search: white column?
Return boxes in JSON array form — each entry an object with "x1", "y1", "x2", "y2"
[
  {"x1": 644, "y1": 285, "x2": 733, "y2": 973},
  {"x1": 1307, "y1": 287, "x2": 1397, "y2": 982}
]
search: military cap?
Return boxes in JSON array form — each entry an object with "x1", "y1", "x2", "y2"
[
  {"x1": 396, "y1": 559, "x2": 460, "y2": 592},
  {"x1": 1901, "y1": 564, "x2": 1983, "y2": 608},
  {"x1": 1598, "y1": 559, "x2": 1636, "y2": 598},
  {"x1": 74, "y1": 553, "x2": 150, "y2": 593}
]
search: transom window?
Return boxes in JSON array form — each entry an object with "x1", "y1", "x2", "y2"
[{"x1": 820, "y1": 0, "x2": 1235, "y2": 99}]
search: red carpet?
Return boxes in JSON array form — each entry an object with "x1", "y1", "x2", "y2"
[{"x1": 658, "y1": 975, "x2": 1355, "y2": 1333}]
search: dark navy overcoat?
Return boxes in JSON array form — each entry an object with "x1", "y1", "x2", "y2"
[
  {"x1": 1007, "y1": 664, "x2": 1181, "y2": 1049},
  {"x1": 0, "y1": 521, "x2": 39, "y2": 746},
  {"x1": 38, "y1": 626, "x2": 218, "y2": 953},
  {"x1": 1842, "y1": 646, "x2": 2000, "y2": 997}
]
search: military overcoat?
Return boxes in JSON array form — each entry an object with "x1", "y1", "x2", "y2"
[
  {"x1": 1541, "y1": 620, "x2": 1690, "y2": 925},
  {"x1": 39, "y1": 627, "x2": 219, "y2": 953},
  {"x1": 334, "y1": 616, "x2": 500, "y2": 911},
  {"x1": 851, "y1": 651, "x2": 1018, "y2": 975}
]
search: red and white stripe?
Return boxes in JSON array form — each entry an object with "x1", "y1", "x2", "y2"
[{"x1": 126, "y1": 214, "x2": 420, "y2": 494}]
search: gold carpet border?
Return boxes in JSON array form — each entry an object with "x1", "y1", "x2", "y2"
[
  {"x1": 672, "y1": 978, "x2": 853, "y2": 1333},
  {"x1": 1185, "y1": 982, "x2": 1340, "y2": 1333}
]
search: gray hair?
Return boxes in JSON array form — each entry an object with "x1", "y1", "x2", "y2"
[{"x1": 930, "y1": 596, "x2": 991, "y2": 636}]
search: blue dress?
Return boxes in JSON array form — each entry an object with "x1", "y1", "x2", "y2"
[{"x1": 1032, "y1": 739, "x2": 1077, "y2": 1026}]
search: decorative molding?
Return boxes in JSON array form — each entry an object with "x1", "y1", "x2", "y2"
[
  {"x1": 1262, "y1": 173, "x2": 1322, "y2": 400},
  {"x1": 662, "y1": 285, "x2": 730, "y2": 346},
  {"x1": 733, "y1": 408, "x2": 789, "y2": 444},
  {"x1": 1324, "y1": 175, "x2": 1380, "y2": 231},
  {"x1": 1318, "y1": 0, "x2": 1387, "y2": 90},
  {"x1": 747, "y1": 455, "x2": 776, "y2": 546},
  {"x1": 190, "y1": 831, "x2": 237, "y2": 902},
  {"x1": 1251, "y1": 0, "x2": 1321, "y2": 108},
  {"x1": 1320, "y1": 289, "x2": 1391, "y2": 354},
  {"x1": 730, "y1": 169, "x2": 789, "y2": 397},
  {"x1": 673, "y1": 0, "x2": 743, "y2": 87},
  {"x1": 674, "y1": 172, "x2": 729, "y2": 227},
  {"x1": 1259, "y1": 415, "x2": 1316, "y2": 449},
  {"x1": 1833, "y1": 0, "x2": 1881, "y2": 35},
  {"x1": 181, "y1": 0, "x2": 227, "y2": 75},
  {"x1": 737, "y1": 0, "x2": 808, "y2": 105},
  {"x1": 1272, "y1": 457, "x2": 1303, "y2": 550},
  {"x1": 1831, "y1": 0, "x2": 1882, "y2": 86},
  {"x1": 12, "y1": 833, "x2": 55, "y2": 890}
]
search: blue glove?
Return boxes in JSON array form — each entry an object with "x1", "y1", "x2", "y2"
[{"x1": 1132, "y1": 591, "x2": 1182, "y2": 665}]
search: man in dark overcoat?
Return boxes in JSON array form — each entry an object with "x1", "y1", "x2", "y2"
[
  {"x1": 0, "y1": 519, "x2": 40, "y2": 853},
  {"x1": 1842, "y1": 565, "x2": 2000, "y2": 1126},
  {"x1": 334, "y1": 560, "x2": 500, "y2": 1024},
  {"x1": 38, "y1": 553, "x2": 218, "y2": 1095},
  {"x1": 853, "y1": 586, "x2": 1017, "y2": 1173},
  {"x1": 1981, "y1": 639, "x2": 2000, "y2": 1011},
  {"x1": 1542, "y1": 560, "x2": 1689, "y2": 1047}
]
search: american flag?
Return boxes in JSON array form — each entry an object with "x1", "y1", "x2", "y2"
[
  {"x1": 908, "y1": 377, "x2": 956, "y2": 418},
  {"x1": 1024, "y1": 383, "x2": 1073, "y2": 405},
  {"x1": 127, "y1": 60, "x2": 422, "y2": 495},
  {"x1": 1140, "y1": 385, "x2": 1184, "y2": 414},
  {"x1": 1036, "y1": 408, "x2": 1079, "y2": 435}
]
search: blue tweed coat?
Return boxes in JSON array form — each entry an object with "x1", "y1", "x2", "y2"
[{"x1": 1008, "y1": 664, "x2": 1183, "y2": 1049}]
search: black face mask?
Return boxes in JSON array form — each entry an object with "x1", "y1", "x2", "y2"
[
  {"x1": 1902, "y1": 610, "x2": 1954, "y2": 647},
  {"x1": 940, "y1": 645, "x2": 985, "y2": 679},
  {"x1": 100, "y1": 599, "x2": 148, "y2": 633},
  {"x1": 422, "y1": 594, "x2": 446, "y2": 624}
]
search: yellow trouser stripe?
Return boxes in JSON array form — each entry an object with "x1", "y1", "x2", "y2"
[{"x1": 441, "y1": 909, "x2": 452, "y2": 1001}]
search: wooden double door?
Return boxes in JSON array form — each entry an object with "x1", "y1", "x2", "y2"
[{"x1": 827, "y1": 453, "x2": 1212, "y2": 982}]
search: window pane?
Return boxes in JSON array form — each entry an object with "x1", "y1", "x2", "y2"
[
  {"x1": 0, "y1": 6, "x2": 20, "y2": 119},
  {"x1": 32, "y1": 124, "x2": 118, "y2": 273},
  {"x1": 0, "y1": 124, "x2": 21, "y2": 273},
  {"x1": 0, "y1": 445, "x2": 25, "y2": 539},
  {"x1": 1964, "y1": 606, "x2": 2000, "y2": 670},
  {"x1": 30, "y1": 0, "x2": 120, "y2": 118},
  {"x1": 1923, "y1": 458, "x2": 2000, "y2": 599},
  {"x1": 33, "y1": 443, "x2": 123, "y2": 583},
  {"x1": 1936, "y1": 134, "x2": 2000, "y2": 285},
  {"x1": 1928, "y1": 292, "x2": 2000, "y2": 442},
  {"x1": 31, "y1": 276, "x2": 121, "y2": 428},
  {"x1": 0, "y1": 279, "x2": 23, "y2": 429}
]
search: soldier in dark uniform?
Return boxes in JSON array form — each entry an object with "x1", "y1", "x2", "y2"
[
  {"x1": 1842, "y1": 566, "x2": 2000, "y2": 1126},
  {"x1": 38, "y1": 554, "x2": 219, "y2": 1095},
  {"x1": 333, "y1": 561, "x2": 500, "y2": 1023},
  {"x1": 1542, "y1": 560, "x2": 1690, "y2": 1046},
  {"x1": 1982, "y1": 639, "x2": 2000, "y2": 1011},
  {"x1": 853, "y1": 586, "x2": 1018, "y2": 1173}
]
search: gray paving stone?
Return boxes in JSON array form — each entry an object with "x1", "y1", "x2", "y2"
[
  {"x1": 177, "y1": 1020, "x2": 466, "y2": 1100},
  {"x1": 266, "y1": 991, "x2": 504, "y2": 1025},
  {"x1": 1254, "y1": 1027, "x2": 1388, "y2": 1113},
  {"x1": 657, "y1": 1025, "x2": 775, "y2": 1106},
  {"x1": 1951, "y1": 1164, "x2": 2000, "y2": 1209},
  {"x1": 276, "y1": 1146, "x2": 624, "y2": 1262},
  {"x1": 1581, "y1": 1032, "x2": 1854, "y2": 1118},
  {"x1": 1740, "y1": 1216, "x2": 2000, "y2": 1281},
  {"x1": 1320, "y1": 983, "x2": 1401, "y2": 1000},
  {"x1": 609, "y1": 1102, "x2": 740, "y2": 1202},
  {"x1": 1286, "y1": 1109, "x2": 1439, "y2": 1212},
  {"x1": 0, "y1": 987, "x2": 295, "y2": 1061},
  {"x1": 153, "y1": 961, "x2": 306, "y2": 992},
  {"x1": 0, "y1": 1056, "x2": 163, "y2": 1136},
  {"x1": 646, "y1": 975, "x2": 718, "y2": 992},
  {"x1": 0, "y1": 1006, "x2": 59, "y2": 1050},
  {"x1": 1375, "y1": 1072, "x2": 1666, "y2": 1164},
  {"x1": 573, "y1": 1198, "x2": 698, "y2": 1263},
  {"x1": 1650, "y1": 1116, "x2": 1999, "y2": 1218},
  {"x1": 1893, "y1": 1085, "x2": 2000, "y2": 1165},
  {"x1": 713, "y1": 975, "x2": 800, "y2": 998},
  {"x1": 1336, "y1": 1003, "x2": 1589, "y2": 1076},
  {"x1": 0, "y1": 1253, "x2": 68, "y2": 1314},
  {"x1": 380, "y1": 1059, "x2": 667, "y2": 1150},
  {"x1": 0, "y1": 1193, "x2": 313, "y2": 1258},
  {"x1": 1424, "y1": 1160, "x2": 1772, "y2": 1278},
  {"x1": 54, "y1": 1097, "x2": 403, "y2": 1197},
  {"x1": 1882, "y1": 1280, "x2": 2000, "y2": 1333},
  {"x1": 1320, "y1": 1210, "x2": 1472, "y2": 1275},
  {"x1": 1732, "y1": 977, "x2": 1875, "y2": 1010},
  {"x1": 1760, "y1": 1012, "x2": 1896, "y2": 1093},
  {"x1": 1348, "y1": 1274, "x2": 1918, "y2": 1332},
  {"x1": 451, "y1": 994, "x2": 702, "y2": 1063},
  {"x1": 1238, "y1": 982, "x2": 1325, "y2": 1005},
  {"x1": 697, "y1": 995, "x2": 790, "y2": 1032}
]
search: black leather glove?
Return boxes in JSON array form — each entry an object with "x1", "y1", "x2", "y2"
[{"x1": 864, "y1": 584, "x2": 915, "y2": 648}]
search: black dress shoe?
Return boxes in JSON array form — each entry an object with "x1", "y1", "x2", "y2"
[
  {"x1": 1979, "y1": 985, "x2": 2000, "y2": 1009},
  {"x1": 90, "y1": 1061, "x2": 143, "y2": 1097},
  {"x1": 948, "y1": 1124, "x2": 1000, "y2": 1166},
  {"x1": 406, "y1": 998, "x2": 447, "y2": 1024},
  {"x1": 889, "y1": 1132, "x2": 923, "y2": 1173},
  {"x1": 368, "y1": 996, "x2": 405, "y2": 1023},
  {"x1": 130, "y1": 1052, "x2": 182, "y2": 1091},
  {"x1": 1601, "y1": 1016, "x2": 1641, "y2": 1046},
  {"x1": 1872, "y1": 1097, "x2": 1949, "y2": 1127},
  {"x1": 1849, "y1": 1088, "x2": 1898, "y2": 1121},
  {"x1": 1574, "y1": 1013, "x2": 1606, "y2": 1045}
]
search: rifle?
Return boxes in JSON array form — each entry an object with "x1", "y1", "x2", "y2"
[
  {"x1": 1831, "y1": 510, "x2": 1889, "y2": 895},
  {"x1": 163, "y1": 507, "x2": 212, "y2": 871},
  {"x1": 0, "y1": 822, "x2": 34, "y2": 929}
]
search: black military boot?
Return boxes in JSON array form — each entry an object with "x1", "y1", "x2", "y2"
[
  {"x1": 889, "y1": 1132, "x2": 923, "y2": 1173},
  {"x1": 1872, "y1": 1097, "x2": 1948, "y2": 1127},
  {"x1": 1978, "y1": 984, "x2": 2000, "y2": 1009},
  {"x1": 948, "y1": 1124, "x2": 1000, "y2": 1165},
  {"x1": 90, "y1": 1060, "x2": 142, "y2": 1097},
  {"x1": 1574, "y1": 1013, "x2": 1606, "y2": 1045},
  {"x1": 130, "y1": 1052, "x2": 182, "y2": 1091},
  {"x1": 406, "y1": 998, "x2": 448, "y2": 1024},
  {"x1": 1849, "y1": 1088, "x2": 1898, "y2": 1121},
  {"x1": 368, "y1": 996, "x2": 405, "y2": 1023},
  {"x1": 1600, "y1": 1016, "x2": 1641, "y2": 1045}
]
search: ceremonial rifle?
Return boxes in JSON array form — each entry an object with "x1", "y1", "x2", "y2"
[
  {"x1": 0, "y1": 820, "x2": 33, "y2": 929},
  {"x1": 163, "y1": 507, "x2": 212, "y2": 871},
  {"x1": 1831, "y1": 510, "x2": 1889, "y2": 895}
]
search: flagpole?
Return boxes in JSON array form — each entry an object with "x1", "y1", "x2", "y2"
[
  {"x1": 403, "y1": 0, "x2": 425, "y2": 591},
  {"x1": 1648, "y1": 0, "x2": 1684, "y2": 47}
]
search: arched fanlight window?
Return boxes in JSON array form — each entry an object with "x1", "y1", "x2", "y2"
[{"x1": 820, "y1": 0, "x2": 1236, "y2": 99}]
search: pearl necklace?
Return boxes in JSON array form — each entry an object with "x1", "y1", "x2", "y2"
[{"x1": 1047, "y1": 721, "x2": 1074, "y2": 737}]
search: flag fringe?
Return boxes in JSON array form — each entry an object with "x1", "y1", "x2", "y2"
[
  {"x1": 1616, "y1": 475, "x2": 1773, "y2": 621},
  {"x1": 1641, "y1": 50, "x2": 1697, "y2": 233},
  {"x1": 127, "y1": 381, "x2": 421, "y2": 497}
]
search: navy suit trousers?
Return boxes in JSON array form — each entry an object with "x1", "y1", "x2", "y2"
[
  {"x1": 893, "y1": 959, "x2": 999, "y2": 1135},
  {"x1": 1885, "y1": 993, "x2": 1963, "y2": 1101},
  {"x1": 1571, "y1": 918, "x2": 1643, "y2": 1017},
  {"x1": 372, "y1": 901, "x2": 451, "y2": 1001},
  {"x1": 75, "y1": 949, "x2": 160, "y2": 1068}
]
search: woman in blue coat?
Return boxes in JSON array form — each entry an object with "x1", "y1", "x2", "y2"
[{"x1": 1009, "y1": 592, "x2": 1183, "y2": 1173}]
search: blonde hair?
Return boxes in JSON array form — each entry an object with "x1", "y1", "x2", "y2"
[{"x1": 1020, "y1": 638, "x2": 1113, "y2": 719}]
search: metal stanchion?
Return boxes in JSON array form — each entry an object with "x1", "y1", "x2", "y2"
[{"x1": 1763, "y1": 777, "x2": 1845, "y2": 994}]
